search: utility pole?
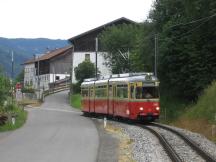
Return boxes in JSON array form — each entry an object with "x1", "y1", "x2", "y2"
[
  {"x1": 95, "y1": 37, "x2": 98, "y2": 79},
  {"x1": 37, "y1": 55, "x2": 40, "y2": 99},
  {"x1": 11, "y1": 51, "x2": 14, "y2": 103},
  {"x1": 154, "y1": 34, "x2": 158, "y2": 77},
  {"x1": 70, "y1": 45, "x2": 74, "y2": 95},
  {"x1": 128, "y1": 48, "x2": 130, "y2": 73}
]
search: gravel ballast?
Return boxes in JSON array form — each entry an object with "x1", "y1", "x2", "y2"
[
  {"x1": 107, "y1": 120, "x2": 171, "y2": 162},
  {"x1": 150, "y1": 126, "x2": 205, "y2": 162},
  {"x1": 93, "y1": 118, "x2": 216, "y2": 162},
  {"x1": 165, "y1": 124, "x2": 216, "y2": 160}
]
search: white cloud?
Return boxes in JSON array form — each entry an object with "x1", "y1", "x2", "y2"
[{"x1": 0, "y1": 0, "x2": 154, "y2": 39}]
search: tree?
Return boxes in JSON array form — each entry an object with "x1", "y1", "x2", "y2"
[
  {"x1": 0, "y1": 67, "x2": 10, "y2": 107},
  {"x1": 149, "y1": 0, "x2": 216, "y2": 100},
  {"x1": 74, "y1": 60, "x2": 97, "y2": 93},
  {"x1": 99, "y1": 24, "x2": 148, "y2": 73},
  {"x1": 74, "y1": 60, "x2": 96, "y2": 84}
]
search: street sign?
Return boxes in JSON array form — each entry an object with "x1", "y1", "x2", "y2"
[{"x1": 16, "y1": 82, "x2": 22, "y2": 89}]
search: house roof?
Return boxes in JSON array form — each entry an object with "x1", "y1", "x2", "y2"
[
  {"x1": 68, "y1": 17, "x2": 136, "y2": 42},
  {"x1": 23, "y1": 45, "x2": 73, "y2": 65}
]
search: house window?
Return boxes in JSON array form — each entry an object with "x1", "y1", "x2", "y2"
[
  {"x1": 85, "y1": 54, "x2": 90, "y2": 61},
  {"x1": 55, "y1": 76, "x2": 60, "y2": 80}
]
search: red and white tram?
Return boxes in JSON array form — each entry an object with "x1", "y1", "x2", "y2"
[{"x1": 81, "y1": 73, "x2": 160, "y2": 121}]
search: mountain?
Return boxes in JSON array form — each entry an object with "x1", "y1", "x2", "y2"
[{"x1": 0, "y1": 37, "x2": 69, "y2": 77}]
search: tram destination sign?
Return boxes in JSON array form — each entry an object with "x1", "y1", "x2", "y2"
[{"x1": 143, "y1": 82, "x2": 155, "y2": 87}]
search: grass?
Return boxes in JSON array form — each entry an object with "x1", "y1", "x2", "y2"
[
  {"x1": 70, "y1": 94, "x2": 81, "y2": 109},
  {"x1": 185, "y1": 81, "x2": 216, "y2": 123},
  {"x1": 0, "y1": 106, "x2": 28, "y2": 132},
  {"x1": 171, "y1": 81, "x2": 216, "y2": 141}
]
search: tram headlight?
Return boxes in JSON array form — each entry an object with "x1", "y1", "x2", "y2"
[
  {"x1": 139, "y1": 107, "x2": 144, "y2": 111},
  {"x1": 126, "y1": 109, "x2": 130, "y2": 115},
  {"x1": 156, "y1": 107, "x2": 160, "y2": 111}
]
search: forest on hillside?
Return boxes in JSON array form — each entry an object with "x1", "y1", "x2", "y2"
[{"x1": 99, "y1": 0, "x2": 216, "y2": 101}]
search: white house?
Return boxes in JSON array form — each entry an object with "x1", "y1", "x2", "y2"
[
  {"x1": 23, "y1": 46, "x2": 73, "y2": 90},
  {"x1": 23, "y1": 17, "x2": 136, "y2": 91},
  {"x1": 68, "y1": 17, "x2": 136, "y2": 83}
]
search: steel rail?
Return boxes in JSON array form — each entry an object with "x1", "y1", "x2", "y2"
[
  {"x1": 137, "y1": 124, "x2": 182, "y2": 162},
  {"x1": 151, "y1": 122, "x2": 216, "y2": 162}
]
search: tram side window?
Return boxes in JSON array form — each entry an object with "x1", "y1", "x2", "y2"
[
  {"x1": 90, "y1": 87, "x2": 94, "y2": 97},
  {"x1": 95, "y1": 85, "x2": 107, "y2": 98},
  {"x1": 81, "y1": 89, "x2": 89, "y2": 97},
  {"x1": 117, "y1": 85, "x2": 128, "y2": 99}
]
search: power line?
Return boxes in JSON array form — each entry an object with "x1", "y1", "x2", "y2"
[
  {"x1": 159, "y1": 16, "x2": 213, "y2": 41},
  {"x1": 168, "y1": 13, "x2": 216, "y2": 29}
]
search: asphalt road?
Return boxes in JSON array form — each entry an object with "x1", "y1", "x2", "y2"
[{"x1": 0, "y1": 91, "x2": 99, "y2": 162}]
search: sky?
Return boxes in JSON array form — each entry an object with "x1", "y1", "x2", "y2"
[{"x1": 0, "y1": 0, "x2": 154, "y2": 40}]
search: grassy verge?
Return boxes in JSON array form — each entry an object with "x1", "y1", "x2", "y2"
[
  {"x1": 70, "y1": 94, "x2": 81, "y2": 109},
  {"x1": 0, "y1": 106, "x2": 28, "y2": 132},
  {"x1": 17, "y1": 99, "x2": 42, "y2": 107},
  {"x1": 171, "y1": 81, "x2": 216, "y2": 141}
]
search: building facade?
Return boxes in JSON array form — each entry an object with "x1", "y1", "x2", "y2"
[
  {"x1": 23, "y1": 17, "x2": 136, "y2": 90},
  {"x1": 23, "y1": 46, "x2": 73, "y2": 90},
  {"x1": 68, "y1": 17, "x2": 136, "y2": 83}
]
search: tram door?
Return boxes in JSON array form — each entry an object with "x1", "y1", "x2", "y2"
[
  {"x1": 87, "y1": 87, "x2": 90, "y2": 112},
  {"x1": 108, "y1": 84, "x2": 116, "y2": 115},
  {"x1": 89, "y1": 86, "x2": 95, "y2": 113}
]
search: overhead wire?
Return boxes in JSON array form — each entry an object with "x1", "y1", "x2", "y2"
[
  {"x1": 75, "y1": 13, "x2": 216, "y2": 50},
  {"x1": 158, "y1": 16, "x2": 213, "y2": 41},
  {"x1": 167, "y1": 12, "x2": 216, "y2": 29}
]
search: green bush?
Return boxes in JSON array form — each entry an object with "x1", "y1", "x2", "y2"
[
  {"x1": 0, "y1": 106, "x2": 27, "y2": 132},
  {"x1": 0, "y1": 75, "x2": 10, "y2": 107},
  {"x1": 21, "y1": 87, "x2": 35, "y2": 93},
  {"x1": 71, "y1": 83, "x2": 81, "y2": 94},
  {"x1": 4, "y1": 103, "x2": 16, "y2": 112},
  {"x1": 160, "y1": 93, "x2": 189, "y2": 123}
]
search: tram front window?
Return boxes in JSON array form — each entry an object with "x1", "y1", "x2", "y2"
[{"x1": 135, "y1": 87, "x2": 159, "y2": 99}]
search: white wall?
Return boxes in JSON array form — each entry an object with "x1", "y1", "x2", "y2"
[
  {"x1": 49, "y1": 74, "x2": 70, "y2": 83},
  {"x1": 24, "y1": 63, "x2": 70, "y2": 90},
  {"x1": 72, "y1": 52, "x2": 111, "y2": 83},
  {"x1": 38, "y1": 74, "x2": 70, "y2": 90},
  {"x1": 24, "y1": 63, "x2": 36, "y2": 88}
]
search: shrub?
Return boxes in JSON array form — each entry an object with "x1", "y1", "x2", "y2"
[
  {"x1": 70, "y1": 83, "x2": 81, "y2": 94},
  {"x1": 4, "y1": 103, "x2": 16, "y2": 112},
  {"x1": 21, "y1": 87, "x2": 35, "y2": 93}
]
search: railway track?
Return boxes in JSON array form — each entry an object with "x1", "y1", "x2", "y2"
[
  {"x1": 90, "y1": 116, "x2": 216, "y2": 161},
  {"x1": 137, "y1": 124, "x2": 182, "y2": 162},
  {"x1": 138, "y1": 122, "x2": 216, "y2": 162}
]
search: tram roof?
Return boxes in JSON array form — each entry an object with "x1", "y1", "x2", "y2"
[
  {"x1": 81, "y1": 73, "x2": 159, "y2": 87},
  {"x1": 109, "y1": 75, "x2": 158, "y2": 83}
]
